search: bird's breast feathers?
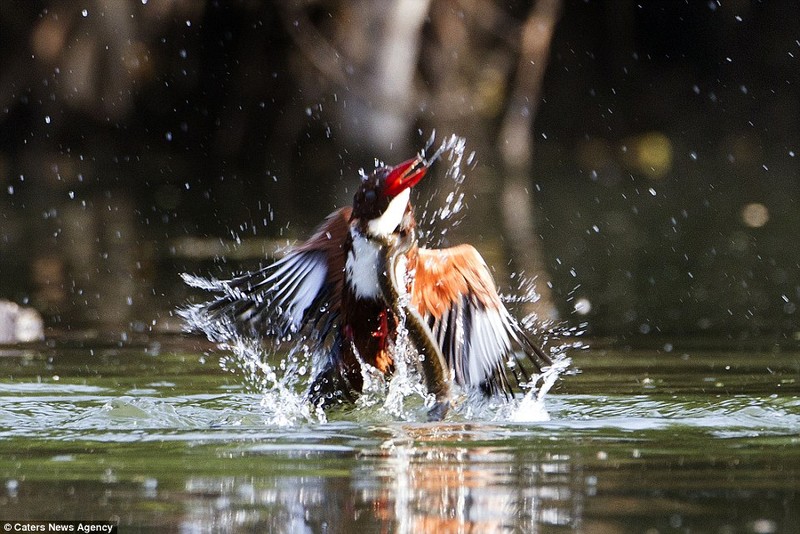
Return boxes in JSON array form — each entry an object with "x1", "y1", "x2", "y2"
[{"x1": 345, "y1": 230, "x2": 384, "y2": 300}]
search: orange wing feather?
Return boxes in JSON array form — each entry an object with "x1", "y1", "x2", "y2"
[
  {"x1": 410, "y1": 244, "x2": 550, "y2": 396},
  {"x1": 411, "y1": 245, "x2": 501, "y2": 318}
]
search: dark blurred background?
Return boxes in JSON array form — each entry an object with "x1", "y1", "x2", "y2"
[{"x1": 0, "y1": 0, "x2": 798, "y2": 339}]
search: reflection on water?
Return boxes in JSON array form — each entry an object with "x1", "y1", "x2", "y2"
[
  {"x1": 0, "y1": 336, "x2": 798, "y2": 532},
  {"x1": 349, "y1": 426, "x2": 578, "y2": 532},
  {"x1": 177, "y1": 427, "x2": 584, "y2": 533}
]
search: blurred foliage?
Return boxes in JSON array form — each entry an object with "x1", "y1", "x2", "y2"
[{"x1": 0, "y1": 0, "x2": 798, "y2": 338}]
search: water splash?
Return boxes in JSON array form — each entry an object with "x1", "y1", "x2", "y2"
[
  {"x1": 507, "y1": 357, "x2": 573, "y2": 422},
  {"x1": 220, "y1": 336, "x2": 317, "y2": 426},
  {"x1": 379, "y1": 314, "x2": 439, "y2": 420},
  {"x1": 416, "y1": 133, "x2": 474, "y2": 248}
]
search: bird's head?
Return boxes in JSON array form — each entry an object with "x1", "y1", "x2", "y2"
[{"x1": 352, "y1": 156, "x2": 428, "y2": 238}]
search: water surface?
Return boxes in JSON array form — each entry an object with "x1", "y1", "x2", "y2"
[{"x1": 0, "y1": 335, "x2": 798, "y2": 533}]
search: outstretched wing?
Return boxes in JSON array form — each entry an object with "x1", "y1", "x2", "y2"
[
  {"x1": 180, "y1": 207, "x2": 351, "y2": 345},
  {"x1": 411, "y1": 245, "x2": 551, "y2": 397}
]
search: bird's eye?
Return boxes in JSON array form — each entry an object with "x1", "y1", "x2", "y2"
[{"x1": 364, "y1": 190, "x2": 376, "y2": 203}]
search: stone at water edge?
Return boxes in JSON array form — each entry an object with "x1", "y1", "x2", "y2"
[{"x1": 0, "y1": 300, "x2": 44, "y2": 343}]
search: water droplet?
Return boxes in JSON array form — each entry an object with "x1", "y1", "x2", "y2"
[
  {"x1": 574, "y1": 298, "x2": 592, "y2": 315},
  {"x1": 81, "y1": 9, "x2": 88, "y2": 17},
  {"x1": 165, "y1": 131, "x2": 173, "y2": 141},
  {"x1": 44, "y1": 115, "x2": 51, "y2": 124}
]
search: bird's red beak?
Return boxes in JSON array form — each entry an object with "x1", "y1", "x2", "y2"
[{"x1": 383, "y1": 156, "x2": 428, "y2": 197}]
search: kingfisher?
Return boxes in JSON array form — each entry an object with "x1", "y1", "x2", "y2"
[{"x1": 182, "y1": 155, "x2": 551, "y2": 420}]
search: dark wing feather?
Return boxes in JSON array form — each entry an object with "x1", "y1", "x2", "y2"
[
  {"x1": 411, "y1": 245, "x2": 551, "y2": 397},
  {"x1": 180, "y1": 207, "x2": 350, "y2": 346}
]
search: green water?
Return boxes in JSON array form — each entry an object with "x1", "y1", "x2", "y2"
[{"x1": 0, "y1": 335, "x2": 798, "y2": 533}]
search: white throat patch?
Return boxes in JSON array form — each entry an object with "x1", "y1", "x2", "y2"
[{"x1": 367, "y1": 188, "x2": 410, "y2": 237}]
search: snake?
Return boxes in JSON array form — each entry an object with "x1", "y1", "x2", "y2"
[{"x1": 376, "y1": 229, "x2": 451, "y2": 421}]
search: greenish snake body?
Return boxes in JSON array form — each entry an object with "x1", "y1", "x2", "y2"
[{"x1": 375, "y1": 230, "x2": 451, "y2": 421}]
